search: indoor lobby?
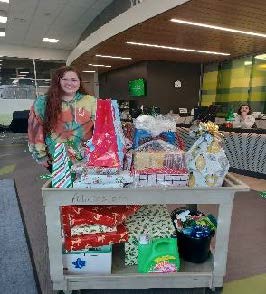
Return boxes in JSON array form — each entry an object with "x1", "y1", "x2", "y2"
[{"x1": 0, "y1": 1, "x2": 265, "y2": 294}]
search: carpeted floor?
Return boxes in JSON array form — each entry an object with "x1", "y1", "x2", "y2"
[
  {"x1": 0, "y1": 178, "x2": 39, "y2": 294},
  {"x1": 0, "y1": 133, "x2": 266, "y2": 294}
]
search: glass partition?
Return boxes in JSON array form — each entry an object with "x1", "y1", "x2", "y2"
[
  {"x1": 34, "y1": 60, "x2": 65, "y2": 96},
  {"x1": 0, "y1": 57, "x2": 65, "y2": 126},
  {"x1": 201, "y1": 54, "x2": 266, "y2": 114}
]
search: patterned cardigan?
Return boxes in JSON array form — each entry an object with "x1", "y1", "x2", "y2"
[{"x1": 28, "y1": 92, "x2": 96, "y2": 164}]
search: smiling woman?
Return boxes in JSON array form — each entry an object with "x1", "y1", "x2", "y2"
[{"x1": 28, "y1": 66, "x2": 96, "y2": 172}]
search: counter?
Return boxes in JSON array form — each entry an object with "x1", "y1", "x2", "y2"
[{"x1": 177, "y1": 127, "x2": 266, "y2": 179}]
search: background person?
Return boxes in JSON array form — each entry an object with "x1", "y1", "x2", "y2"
[
  {"x1": 233, "y1": 104, "x2": 256, "y2": 129},
  {"x1": 28, "y1": 66, "x2": 96, "y2": 172}
]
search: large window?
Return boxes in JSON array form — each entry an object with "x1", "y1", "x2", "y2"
[
  {"x1": 201, "y1": 54, "x2": 266, "y2": 113},
  {"x1": 0, "y1": 57, "x2": 65, "y2": 126},
  {"x1": 0, "y1": 57, "x2": 65, "y2": 100}
]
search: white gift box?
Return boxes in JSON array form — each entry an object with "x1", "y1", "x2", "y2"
[
  {"x1": 134, "y1": 172, "x2": 188, "y2": 187},
  {"x1": 62, "y1": 245, "x2": 112, "y2": 275}
]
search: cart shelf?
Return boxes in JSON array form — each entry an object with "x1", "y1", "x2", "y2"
[{"x1": 42, "y1": 173, "x2": 249, "y2": 293}]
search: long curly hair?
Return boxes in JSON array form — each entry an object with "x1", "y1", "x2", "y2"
[{"x1": 43, "y1": 66, "x2": 88, "y2": 135}]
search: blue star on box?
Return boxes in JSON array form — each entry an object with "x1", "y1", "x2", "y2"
[{"x1": 72, "y1": 258, "x2": 86, "y2": 269}]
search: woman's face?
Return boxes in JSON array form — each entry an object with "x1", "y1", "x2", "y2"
[
  {"x1": 60, "y1": 71, "x2": 80, "y2": 96},
  {"x1": 241, "y1": 105, "x2": 250, "y2": 114}
]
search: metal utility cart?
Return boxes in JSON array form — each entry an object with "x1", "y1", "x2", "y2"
[{"x1": 42, "y1": 173, "x2": 249, "y2": 293}]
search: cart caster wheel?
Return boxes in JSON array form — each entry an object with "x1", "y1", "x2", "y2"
[
  {"x1": 205, "y1": 287, "x2": 223, "y2": 293},
  {"x1": 53, "y1": 291, "x2": 74, "y2": 294}
]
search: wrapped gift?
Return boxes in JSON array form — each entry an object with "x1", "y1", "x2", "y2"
[
  {"x1": 185, "y1": 122, "x2": 230, "y2": 187},
  {"x1": 134, "y1": 140, "x2": 186, "y2": 170},
  {"x1": 133, "y1": 115, "x2": 177, "y2": 148},
  {"x1": 61, "y1": 205, "x2": 140, "y2": 235},
  {"x1": 52, "y1": 143, "x2": 72, "y2": 188},
  {"x1": 71, "y1": 224, "x2": 117, "y2": 236},
  {"x1": 72, "y1": 162, "x2": 120, "y2": 177},
  {"x1": 86, "y1": 99, "x2": 125, "y2": 168},
  {"x1": 64, "y1": 223, "x2": 128, "y2": 251},
  {"x1": 134, "y1": 168, "x2": 188, "y2": 187},
  {"x1": 63, "y1": 245, "x2": 112, "y2": 275},
  {"x1": 125, "y1": 205, "x2": 175, "y2": 265},
  {"x1": 72, "y1": 181, "x2": 124, "y2": 189},
  {"x1": 80, "y1": 171, "x2": 133, "y2": 185}
]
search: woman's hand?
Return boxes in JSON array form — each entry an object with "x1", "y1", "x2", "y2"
[
  {"x1": 40, "y1": 159, "x2": 52, "y2": 172},
  {"x1": 41, "y1": 161, "x2": 50, "y2": 168}
]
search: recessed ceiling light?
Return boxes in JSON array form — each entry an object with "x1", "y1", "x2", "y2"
[
  {"x1": 0, "y1": 31, "x2": 5, "y2": 37},
  {"x1": 126, "y1": 41, "x2": 230, "y2": 56},
  {"x1": 88, "y1": 63, "x2": 111, "y2": 68},
  {"x1": 170, "y1": 19, "x2": 266, "y2": 38},
  {"x1": 20, "y1": 71, "x2": 29, "y2": 74},
  {"x1": 0, "y1": 11, "x2": 7, "y2": 23},
  {"x1": 43, "y1": 37, "x2": 59, "y2": 43},
  {"x1": 255, "y1": 54, "x2": 266, "y2": 60},
  {"x1": 96, "y1": 54, "x2": 132, "y2": 60},
  {"x1": 82, "y1": 70, "x2": 96, "y2": 73},
  {"x1": 0, "y1": 0, "x2": 9, "y2": 3}
]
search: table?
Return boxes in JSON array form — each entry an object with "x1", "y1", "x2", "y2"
[{"x1": 42, "y1": 173, "x2": 249, "y2": 293}]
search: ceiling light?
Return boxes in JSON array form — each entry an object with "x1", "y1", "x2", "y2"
[
  {"x1": 0, "y1": 1, "x2": 9, "y2": 3},
  {"x1": 20, "y1": 71, "x2": 29, "y2": 74},
  {"x1": 88, "y1": 63, "x2": 111, "y2": 68},
  {"x1": 255, "y1": 54, "x2": 266, "y2": 60},
  {"x1": 43, "y1": 37, "x2": 59, "y2": 43},
  {"x1": 0, "y1": 11, "x2": 7, "y2": 23},
  {"x1": 0, "y1": 28, "x2": 5, "y2": 37},
  {"x1": 96, "y1": 54, "x2": 132, "y2": 60},
  {"x1": 126, "y1": 41, "x2": 230, "y2": 56},
  {"x1": 170, "y1": 19, "x2": 266, "y2": 38},
  {"x1": 244, "y1": 61, "x2": 252, "y2": 66},
  {"x1": 82, "y1": 70, "x2": 96, "y2": 73}
]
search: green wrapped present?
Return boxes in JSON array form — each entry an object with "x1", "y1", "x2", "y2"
[{"x1": 125, "y1": 205, "x2": 175, "y2": 266}]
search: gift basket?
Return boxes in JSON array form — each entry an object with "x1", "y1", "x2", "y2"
[{"x1": 185, "y1": 121, "x2": 230, "y2": 187}]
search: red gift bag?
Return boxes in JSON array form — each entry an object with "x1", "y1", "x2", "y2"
[{"x1": 87, "y1": 99, "x2": 120, "y2": 168}]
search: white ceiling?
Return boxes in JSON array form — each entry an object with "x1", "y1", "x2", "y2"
[{"x1": 0, "y1": 0, "x2": 113, "y2": 51}]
